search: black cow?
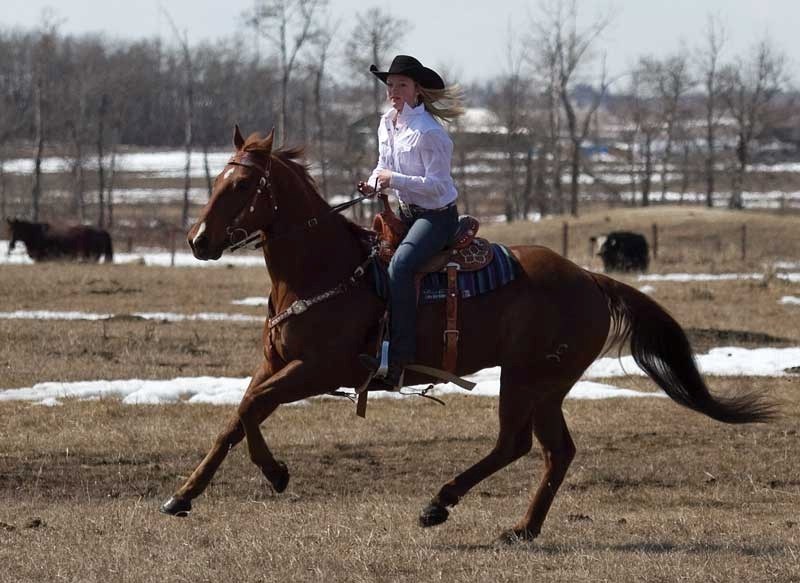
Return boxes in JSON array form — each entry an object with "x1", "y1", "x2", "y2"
[{"x1": 596, "y1": 231, "x2": 649, "y2": 273}]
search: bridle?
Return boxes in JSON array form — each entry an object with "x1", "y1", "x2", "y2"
[
  {"x1": 219, "y1": 151, "x2": 379, "y2": 253},
  {"x1": 210, "y1": 154, "x2": 383, "y2": 330},
  {"x1": 222, "y1": 150, "x2": 275, "y2": 253}
]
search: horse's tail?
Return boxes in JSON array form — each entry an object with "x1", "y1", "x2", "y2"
[
  {"x1": 103, "y1": 233, "x2": 114, "y2": 263},
  {"x1": 591, "y1": 272, "x2": 777, "y2": 424}
]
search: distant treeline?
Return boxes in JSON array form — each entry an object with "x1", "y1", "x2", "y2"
[{"x1": 1, "y1": 1, "x2": 798, "y2": 226}]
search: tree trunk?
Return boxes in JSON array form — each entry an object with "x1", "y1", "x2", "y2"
[
  {"x1": 705, "y1": 112, "x2": 715, "y2": 208},
  {"x1": 97, "y1": 94, "x2": 109, "y2": 228},
  {"x1": 534, "y1": 139, "x2": 548, "y2": 216},
  {"x1": 203, "y1": 140, "x2": 212, "y2": 199},
  {"x1": 660, "y1": 126, "x2": 674, "y2": 202},
  {"x1": 680, "y1": 143, "x2": 690, "y2": 203},
  {"x1": 457, "y1": 145, "x2": 470, "y2": 215},
  {"x1": 505, "y1": 142, "x2": 517, "y2": 222},
  {"x1": 561, "y1": 89, "x2": 580, "y2": 217},
  {"x1": 107, "y1": 121, "x2": 120, "y2": 228},
  {"x1": 181, "y1": 69, "x2": 194, "y2": 229},
  {"x1": 729, "y1": 135, "x2": 747, "y2": 210},
  {"x1": 642, "y1": 132, "x2": 653, "y2": 207},
  {"x1": 279, "y1": 71, "x2": 289, "y2": 146},
  {"x1": 522, "y1": 145, "x2": 533, "y2": 219},
  {"x1": 0, "y1": 155, "x2": 6, "y2": 220},
  {"x1": 627, "y1": 134, "x2": 638, "y2": 206},
  {"x1": 71, "y1": 132, "x2": 86, "y2": 223},
  {"x1": 313, "y1": 66, "x2": 328, "y2": 198},
  {"x1": 31, "y1": 79, "x2": 44, "y2": 222}
]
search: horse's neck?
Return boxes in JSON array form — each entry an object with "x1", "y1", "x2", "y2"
[{"x1": 264, "y1": 199, "x2": 364, "y2": 303}]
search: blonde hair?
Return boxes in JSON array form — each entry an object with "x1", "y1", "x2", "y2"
[{"x1": 417, "y1": 84, "x2": 466, "y2": 125}]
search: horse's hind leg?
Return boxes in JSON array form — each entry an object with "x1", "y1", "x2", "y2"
[
  {"x1": 160, "y1": 360, "x2": 272, "y2": 516},
  {"x1": 420, "y1": 371, "x2": 536, "y2": 528},
  {"x1": 499, "y1": 398, "x2": 576, "y2": 542}
]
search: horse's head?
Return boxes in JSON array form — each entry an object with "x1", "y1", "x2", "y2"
[
  {"x1": 6, "y1": 218, "x2": 47, "y2": 252},
  {"x1": 188, "y1": 125, "x2": 277, "y2": 260}
]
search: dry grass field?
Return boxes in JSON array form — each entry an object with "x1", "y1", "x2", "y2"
[{"x1": 1, "y1": 206, "x2": 799, "y2": 582}]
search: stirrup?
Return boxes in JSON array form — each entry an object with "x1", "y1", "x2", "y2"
[{"x1": 358, "y1": 353, "x2": 404, "y2": 391}]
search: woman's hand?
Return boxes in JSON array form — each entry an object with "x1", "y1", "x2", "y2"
[
  {"x1": 375, "y1": 169, "x2": 393, "y2": 190},
  {"x1": 357, "y1": 181, "x2": 375, "y2": 195},
  {"x1": 357, "y1": 170, "x2": 393, "y2": 195}
]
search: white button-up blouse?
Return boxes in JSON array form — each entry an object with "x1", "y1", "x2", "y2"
[{"x1": 367, "y1": 102, "x2": 458, "y2": 210}]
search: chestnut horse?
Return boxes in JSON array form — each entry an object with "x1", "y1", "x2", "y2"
[
  {"x1": 160, "y1": 127, "x2": 775, "y2": 541},
  {"x1": 6, "y1": 218, "x2": 113, "y2": 263}
]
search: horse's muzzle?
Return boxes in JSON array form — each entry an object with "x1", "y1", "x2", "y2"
[{"x1": 188, "y1": 231, "x2": 220, "y2": 260}]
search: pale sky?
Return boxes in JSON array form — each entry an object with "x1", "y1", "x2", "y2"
[{"x1": 2, "y1": 0, "x2": 799, "y2": 84}]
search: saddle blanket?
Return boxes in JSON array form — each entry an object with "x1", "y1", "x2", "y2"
[{"x1": 371, "y1": 243, "x2": 520, "y2": 304}]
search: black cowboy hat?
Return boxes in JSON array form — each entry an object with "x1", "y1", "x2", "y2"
[{"x1": 369, "y1": 55, "x2": 445, "y2": 90}]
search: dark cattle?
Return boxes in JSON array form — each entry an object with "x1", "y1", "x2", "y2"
[
  {"x1": 597, "y1": 231, "x2": 649, "y2": 273},
  {"x1": 6, "y1": 218, "x2": 113, "y2": 263}
]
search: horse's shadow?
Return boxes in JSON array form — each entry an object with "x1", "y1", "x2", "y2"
[{"x1": 434, "y1": 540, "x2": 791, "y2": 557}]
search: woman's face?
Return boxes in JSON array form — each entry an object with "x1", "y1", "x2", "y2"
[{"x1": 386, "y1": 74, "x2": 419, "y2": 112}]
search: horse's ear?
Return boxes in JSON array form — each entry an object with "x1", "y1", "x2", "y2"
[
  {"x1": 233, "y1": 124, "x2": 244, "y2": 150},
  {"x1": 263, "y1": 128, "x2": 275, "y2": 152}
]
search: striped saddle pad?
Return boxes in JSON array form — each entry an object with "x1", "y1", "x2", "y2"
[{"x1": 371, "y1": 243, "x2": 520, "y2": 304}]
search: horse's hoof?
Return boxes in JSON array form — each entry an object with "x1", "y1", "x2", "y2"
[
  {"x1": 496, "y1": 528, "x2": 538, "y2": 545},
  {"x1": 269, "y1": 460, "x2": 290, "y2": 493},
  {"x1": 159, "y1": 496, "x2": 192, "y2": 517},
  {"x1": 419, "y1": 502, "x2": 449, "y2": 527}
]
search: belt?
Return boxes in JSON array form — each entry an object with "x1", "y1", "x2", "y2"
[{"x1": 399, "y1": 201, "x2": 456, "y2": 218}]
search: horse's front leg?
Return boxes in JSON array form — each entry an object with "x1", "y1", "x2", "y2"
[
  {"x1": 160, "y1": 360, "x2": 274, "y2": 517},
  {"x1": 236, "y1": 359, "x2": 329, "y2": 493}
]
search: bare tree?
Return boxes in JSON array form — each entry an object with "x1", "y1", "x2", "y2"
[
  {"x1": 307, "y1": 14, "x2": 337, "y2": 198},
  {"x1": 537, "y1": 0, "x2": 611, "y2": 217},
  {"x1": 490, "y1": 23, "x2": 530, "y2": 221},
  {"x1": 527, "y1": 18, "x2": 565, "y2": 214},
  {"x1": 246, "y1": 0, "x2": 327, "y2": 145},
  {"x1": 629, "y1": 57, "x2": 683, "y2": 207},
  {"x1": 30, "y1": 16, "x2": 60, "y2": 221},
  {"x1": 697, "y1": 15, "x2": 726, "y2": 208},
  {"x1": 162, "y1": 10, "x2": 194, "y2": 229},
  {"x1": 654, "y1": 52, "x2": 693, "y2": 201},
  {"x1": 721, "y1": 39, "x2": 786, "y2": 209},
  {"x1": 345, "y1": 7, "x2": 411, "y2": 124}
]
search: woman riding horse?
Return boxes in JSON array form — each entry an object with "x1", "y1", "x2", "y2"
[
  {"x1": 161, "y1": 126, "x2": 775, "y2": 542},
  {"x1": 357, "y1": 55, "x2": 464, "y2": 390}
]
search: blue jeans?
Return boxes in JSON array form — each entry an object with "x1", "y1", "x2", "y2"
[{"x1": 388, "y1": 204, "x2": 459, "y2": 365}]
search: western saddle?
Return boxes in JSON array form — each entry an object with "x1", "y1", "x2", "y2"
[{"x1": 369, "y1": 193, "x2": 490, "y2": 375}]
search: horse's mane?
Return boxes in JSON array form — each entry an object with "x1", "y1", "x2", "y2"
[
  {"x1": 242, "y1": 137, "x2": 322, "y2": 204},
  {"x1": 242, "y1": 136, "x2": 370, "y2": 243}
]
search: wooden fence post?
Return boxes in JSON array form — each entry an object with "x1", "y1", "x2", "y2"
[
  {"x1": 170, "y1": 231, "x2": 177, "y2": 267},
  {"x1": 562, "y1": 222, "x2": 568, "y2": 258},
  {"x1": 741, "y1": 224, "x2": 747, "y2": 261},
  {"x1": 651, "y1": 223, "x2": 658, "y2": 260}
]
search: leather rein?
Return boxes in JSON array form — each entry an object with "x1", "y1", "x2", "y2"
[{"x1": 222, "y1": 151, "x2": 376, "y2": 253}]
